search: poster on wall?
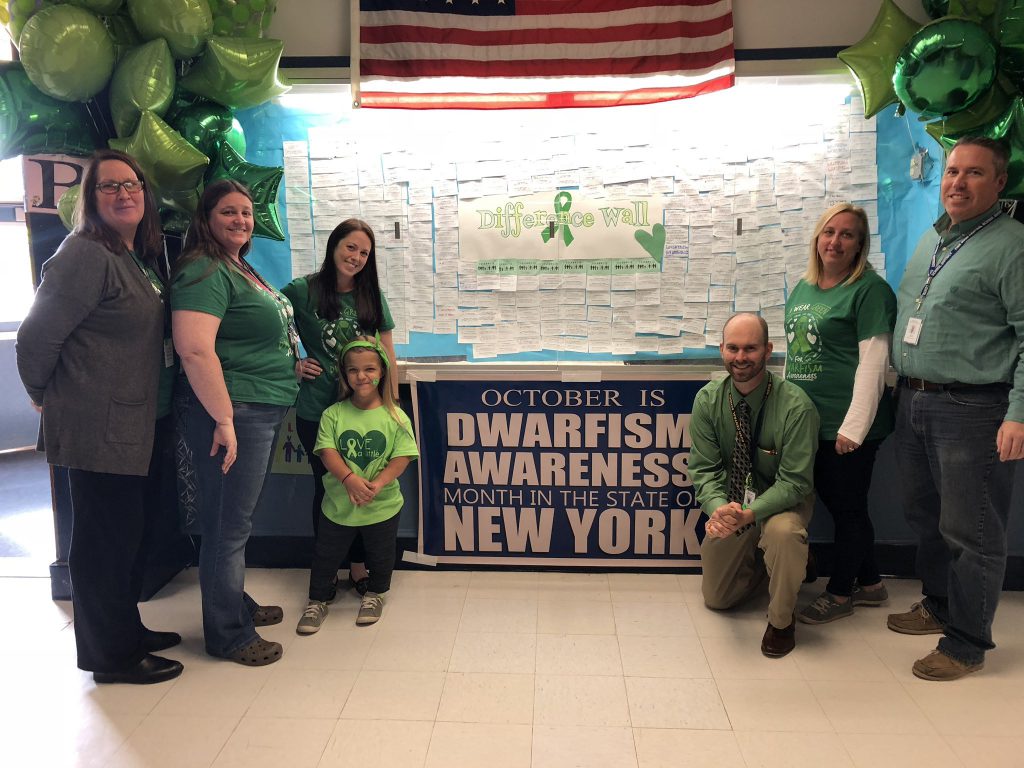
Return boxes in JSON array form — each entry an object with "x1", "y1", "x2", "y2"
[{"x1": 412, "y1": 376, "x2": 709, "y2": 567}]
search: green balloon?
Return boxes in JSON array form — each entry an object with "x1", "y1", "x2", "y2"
[
  {"x1": 0, "y1": 62, "x2": 100, "y2": 158},
  {"x1": 997, "y1": 0, "x2": 1024, "y2": 86},
  {"x1": 160, "y1": 207, "x2": 192, "y2": 234},
  {"x1": 893, "y1": 18, "x2": 998, "y2": 117},
  {"x1": 180, "y1": 35, "x2": 289, "y2": 109},
  {"x1": 922, "y1": 0, "x2": 949, "y2": 18},
  {"x1": 103, "y1": 12, "x2": 142, "y2": 62},
  {"x1": 924, "y1": 78, "x2": 1014, "y2": 148},
  {"x1": 208, "y1": 0, "x2": 275, "y2": 38},
  {"x1": 168, "y1": 101, "x2": 236, "y2": 158},
  {"x1": 127, "y1": 0, "x2": 213, "y2": 59},
  {"x1": 206, "y1": 142, "x2": 283, "y2": 240},
  {"x1": 109, "y1": 38, "x2": 175, "y2": 136},
  {"x1": 109, "y1": 109, "x2": 209, "y2": 214},
  {"x1": 19, "y1": 4, "x2": 114, "y2": 101},
  {"x1": 838, "y1": 0, "x2": 921, "y2": 118},
  {"x1": 225, "y1": 115, "x2": 245, "y2": 156},
  {"x1": 57, "y1": 184, "x2": 80, "y2": 231},
  {"x1": 6, "y1": 0, "x2": 47, "y2": 47}
]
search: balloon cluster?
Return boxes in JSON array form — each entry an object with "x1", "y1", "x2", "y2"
[
  {"x1": 0, "y1": 0, "x2": 288, "y2": 238},
  {"x1": 840, "y1": 0, "x2": 1024, "y2": 197}
]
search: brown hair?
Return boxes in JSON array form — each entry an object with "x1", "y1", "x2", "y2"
[
  {"x1": 953, "y1": 136, "x2": 1010, "y2": 177},
  {"x1": 76, "y1": 149, "x2": 163, "y2": 272},
  {"x1": 337, "y1": 336, "x2": 405, "y2": 427},
  {"x1": 173, "y1": 179, "x2": 253, "y2": 283},
  {"x1": 309, "y1": 218, "x2": 384, "y2": 330}
]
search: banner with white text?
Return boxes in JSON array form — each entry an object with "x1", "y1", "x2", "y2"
[{"x1": 413, "y1": 377, "x2": 709, "y2": 567}]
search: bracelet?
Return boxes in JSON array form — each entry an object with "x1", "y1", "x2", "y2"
[{"x1": 340, "y1": 471, "x2": 353, "y2": 484}]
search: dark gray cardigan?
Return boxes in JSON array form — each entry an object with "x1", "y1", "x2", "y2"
[{"x1": 16, "y1": 234, "x2": 164, "y2": 476}]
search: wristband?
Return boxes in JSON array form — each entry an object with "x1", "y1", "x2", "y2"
[{"x1": 340, "y1": 471, "x2": 353, "y2": 484}]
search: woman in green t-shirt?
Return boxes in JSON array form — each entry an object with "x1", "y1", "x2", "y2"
[
  {"x1": 171, "y1": 180, "x2": 300, "y2": 667},
  {"x1": 282, "y1": 219, "x2": 397, "y2": 595},
  {"x1": 785, "y1": 203, "x2": 896, "y2": 626}
]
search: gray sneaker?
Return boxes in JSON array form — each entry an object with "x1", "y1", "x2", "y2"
[
  {"x1": 356, "y1": 591, "x2": 384, "y2": 625},
  {"x1": 798, "y1": 591, "x2": 854, "y2": 624},
  {"x1": 296, "y1": 600, "x2": 328, "y2": 635},
  {"x1": 851, "y1": 583, "x2": 889, "y2": 606}
]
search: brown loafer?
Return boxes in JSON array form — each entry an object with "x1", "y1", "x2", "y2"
[{"x1": 761, "y1": 618, "x2": 796, "y2": 658}]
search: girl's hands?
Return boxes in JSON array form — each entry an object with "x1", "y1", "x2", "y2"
[{"x1": 343, "y1": 473, "x2": 377, "y2": 505}]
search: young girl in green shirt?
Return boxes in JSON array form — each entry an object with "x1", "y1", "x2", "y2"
[{"x1": 296, "y1": 336, "x2": 417, "y2": 632}]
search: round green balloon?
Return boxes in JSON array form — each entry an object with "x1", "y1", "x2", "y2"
[
  {"x1": 6, "y1": 0, "x2": 47, "y2": 47},
  {"x1": 109, "y1": 38, "x2": 175, "y2": 136},
  {"x1": 168, "y1": 101, "x2": 235, "y2": 158},
  {"x1": 127, "y1": 0, "x2": 213, "y2": 59},
  {"x1": 19, "y1": 4, "x2": 115, "y2": 101},
  {"x1": 893, "y1": 18, "x2": 998, "y2": 117},
  {"x1": 57, "y1": 184, "x2": 80, "y2": 231},
  {"x1": 0, "y1": 62, "x2": 101, "y2": 158}
]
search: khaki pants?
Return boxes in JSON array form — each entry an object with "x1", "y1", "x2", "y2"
[{"x1": 700, "y1": 494, "x2": 814, "y2": 630}]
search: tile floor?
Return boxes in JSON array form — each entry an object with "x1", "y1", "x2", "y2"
[{"x1": 3, "y1": 568, "x2": 1024, "y2": 768}]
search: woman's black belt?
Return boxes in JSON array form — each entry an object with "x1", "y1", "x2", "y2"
[{"x1": 898, "y1": 376, "x2": 1010, "y2": 392}]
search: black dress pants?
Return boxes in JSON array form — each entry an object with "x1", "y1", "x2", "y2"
[{"x1": 67, "y1": 468, "x2": 148, "y2": 673}]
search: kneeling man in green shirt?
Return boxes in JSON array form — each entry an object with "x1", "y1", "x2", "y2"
[{"x1": 690, "y1": 313, "x2": 820, "y2": 658}]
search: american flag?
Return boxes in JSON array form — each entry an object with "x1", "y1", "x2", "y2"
[{"x1": 357, "y1": 0, "x2": 734, "y2": 109}]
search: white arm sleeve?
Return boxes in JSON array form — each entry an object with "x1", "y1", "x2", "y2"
[{"x1": 838, "y1": 333, "x2": 891, "y2": 445}]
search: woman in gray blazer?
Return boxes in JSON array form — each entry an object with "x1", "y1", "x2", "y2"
[{"x1": 16, "y1": 149, "x2": 183, "y2": 685}]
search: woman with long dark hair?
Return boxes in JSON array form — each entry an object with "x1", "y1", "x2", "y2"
[
  {"x1": 17, "y1": 148, "x2": 182, "y2": 684},
  {"x1": 172, "y1": 180, "x2": 299, "y2": 666},
  {"x1": 282, "y1": 219, "x2": 396, "y2": 594}
]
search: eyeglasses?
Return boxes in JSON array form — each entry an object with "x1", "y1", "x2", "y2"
[{"x1": 95, "y1": 180, "x2": 144, "y2": 195}]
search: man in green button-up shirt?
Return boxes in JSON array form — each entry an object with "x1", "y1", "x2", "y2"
[
  {"x1": 690, "y1": 313, "x2": 819, "y2": 658},
  {"x1": 889, "y1": 137, "x2": 1024, "y2": 682}
]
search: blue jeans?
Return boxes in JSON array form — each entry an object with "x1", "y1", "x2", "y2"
[
  {"x1": 175, "y1": 382, "x2": 287, "y2": 658},
  {"x1": 894, "y1": 385, "x2": 1014, "y2": 665}
]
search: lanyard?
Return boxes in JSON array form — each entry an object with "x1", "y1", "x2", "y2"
[
  {"x1": 916, "y1": 210, "x2": 1000, "y2": 310},
  {"x1": 129, "y1": 251, "x2": 164, "y2": 297},
  {"x1": 727, "y1": 374, "x2": 773, "y2": 476},
  {"x1": 236, "y1": 257, "x2": 301, "y2": 360}
]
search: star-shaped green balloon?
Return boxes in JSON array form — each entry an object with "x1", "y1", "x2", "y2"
[
  {"x1": 109, "y1": 38, "x2": 175, "y2": 137},
  {"x1": 837, "y1": 0, "x2": 920, "y2": 118},
  {"x1": 110, "y1": 109, "x2": 209, "y2": 214},
  {"x1": 207, "y1": 141, "x2": 283, "y2": 240},
  {"x1": 0, "y1": 62, "x2": 100, "y2": 159},
  {"x1": 179, "y1": 35, "x2": 290, "y2": 109}
]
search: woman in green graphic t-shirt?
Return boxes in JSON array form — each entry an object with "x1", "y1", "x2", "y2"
[
  {"x1": 282, "y1": 219, "x2": 396, "y2": 596},
  {"x1": 172, "y1": 180, "x2": 299, "y2": 667},
  {"x1": 784, "y1": 203, "x2": 896, "y2": 626}
]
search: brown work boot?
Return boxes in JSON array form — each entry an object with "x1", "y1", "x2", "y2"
[
  {"x1": 912, "y1": 648, "x2": 983, "y2": 681},
  {"x1": 761, "y1": 617, "x2": 796, "y2": 658},
  {"x1": 887, "y1": 602, "x2": 943, "y2": 635}
]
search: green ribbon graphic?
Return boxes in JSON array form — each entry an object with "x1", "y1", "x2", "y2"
[{"x1": 541, "y1": 191, "x2": 575, "y2": 246}]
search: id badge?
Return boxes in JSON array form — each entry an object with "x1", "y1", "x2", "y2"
[
  {"x1": 904, "y1": 317, "x2": 923, "y2": 346},
  {"x1": 163, "y1": 338, "x2": 175, "y2": 368},
  {"x1": 743, "y1": 487, "x2": 757, "y2": 508}
]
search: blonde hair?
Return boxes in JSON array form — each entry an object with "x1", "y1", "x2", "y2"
[
  {"x1": 804, "y1": 203, "x2": 872, "y2": 286},
  {"x1": 338, "y1": 336, "x2": 406, "y2": 429}
]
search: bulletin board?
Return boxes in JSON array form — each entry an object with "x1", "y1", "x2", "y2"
[{"x1": 235, "y1": 75, "x2": 943, "y2": 364}]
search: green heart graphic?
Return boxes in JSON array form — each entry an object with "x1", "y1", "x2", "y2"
[
  {"x1": 338, "y1": 430, "x2": 387, "y2": 470},
  {"x1": 634, "y1": 223, "x2": 666, "y2": 263}
]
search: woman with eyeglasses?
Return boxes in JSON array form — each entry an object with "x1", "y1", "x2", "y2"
[
  {"x1": 16, "y1": 148, "x2": 183, "y2": 685},
  {"x1": 171, "y1": 180, "x2": 299, "y2": 667}
]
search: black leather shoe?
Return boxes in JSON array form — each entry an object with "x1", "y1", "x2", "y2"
[
  {"x1": 143, "y1": 629, "x2": 182, "y2": 652},
  {"x1": 761, "y1": 619, "x2": 796, "y2": 658},
  {"x1": 93, "y1": 654, "x2": 184, "y2": 685}
]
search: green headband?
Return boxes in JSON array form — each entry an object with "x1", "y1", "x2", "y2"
[{"x1": 340, "y1": 332, "x2": 389, "y2": 369}]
